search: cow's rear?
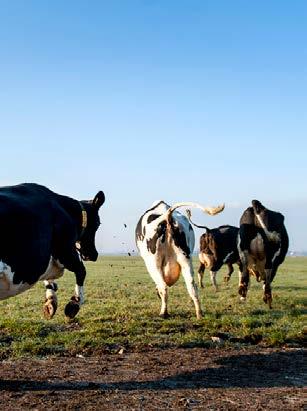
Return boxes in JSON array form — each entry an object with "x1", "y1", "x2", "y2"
[
  {"x1": 238, "y1": 200, "x2": 289, "y2": 308},
  {"x1": 136, "y1": 200, "x2": 224, "y2": 318}
]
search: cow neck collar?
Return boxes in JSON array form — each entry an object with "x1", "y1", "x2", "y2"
[{"x1": 79, "y1": 202, "x2": 87, "y2": 239}]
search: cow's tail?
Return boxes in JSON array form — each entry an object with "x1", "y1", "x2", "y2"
[
  {"x1": 185, "y1": 209, "x2": 211, "y2": 232},
  {"x1": 166, "y1": 202, "x2": 225, "y2": 226},
  {"x1": 149, "y1": 202, "x2": 224, "y2": 229},
  {"x1": 251, "y1": 199, "x2": 280, "y2": 243}
]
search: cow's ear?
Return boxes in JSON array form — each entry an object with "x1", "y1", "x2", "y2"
[{"x1": 93, "y1": 191, "x2": 105, "y2": 209}]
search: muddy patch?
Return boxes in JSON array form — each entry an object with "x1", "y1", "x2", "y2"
[{"x1": 0, "y1": 347, "x2": 305, "y2": 410}]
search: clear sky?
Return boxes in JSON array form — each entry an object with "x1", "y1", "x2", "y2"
[{"x1": 1, "y1": 1, "x2": 306, "y2": 253}]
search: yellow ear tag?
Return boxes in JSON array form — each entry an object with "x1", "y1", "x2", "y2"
[{"x1": 82, "y1": 210, "x2": 87, "y2": 228}]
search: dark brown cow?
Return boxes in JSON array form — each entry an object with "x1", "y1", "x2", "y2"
[{"x1": 186, "y1": 210, "x2": 241, "y2": 291}]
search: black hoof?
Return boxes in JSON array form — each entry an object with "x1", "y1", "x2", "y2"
[
  {"x1": 64, "y1": 300, "x2": 80, "y2": 319},
  {"x1": 159, "y1": 312, "x2": 170, "y2": 319},
  {"x1": 238, "y1": 284, "x2": 247, "y2": 298},
  {"x1": 263, "y1": 293, "x2": 272, "y2": 309}
]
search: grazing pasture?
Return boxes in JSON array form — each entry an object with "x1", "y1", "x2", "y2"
[{"x1": 0, "y1": 256, "x2": 305, "y2": 359}]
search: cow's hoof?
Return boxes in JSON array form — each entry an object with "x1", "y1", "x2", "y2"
[
  {"x1": 263, "y1": 294, "x2": 272, "y2": 308},
  {"x1": 159, "y1": 312, "x2": 170, "y2": 319},
  {"x1": 240, "y1": 296, "x2": 246, "y2": 302},
  {"x1": 238, "y1": 285, "x2": 247, "y2": 298},
  {"x1": 64, "y1": 300, "x2": 80, "y2": 319},
  {"x1": 43, "y1": 299, "x2": 57, "y2": 320},
  {"x1": 196, "y1": 312, "x2": 203, "y2": 320}
]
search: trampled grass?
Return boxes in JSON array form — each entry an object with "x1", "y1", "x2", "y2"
[{"x1": 0, "y1": 256, "x2": 306, "y2": 358}]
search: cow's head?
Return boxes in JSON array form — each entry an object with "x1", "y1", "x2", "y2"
[{"x1": 78, "y1": 191, "x2": 105, "y2": 262}]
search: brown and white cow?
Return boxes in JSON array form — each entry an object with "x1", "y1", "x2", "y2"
[
  {"x1": 135, "y1": 201, "x2": 224, "y2": 318},
  {"x1": 186, "y1": 210, "x2": 241, "y2": 291},
  {"x1": 238, "y1": 200, "x2": 289, "y2": 308}
]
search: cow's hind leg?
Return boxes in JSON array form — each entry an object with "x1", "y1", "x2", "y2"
[
  {"x1": 198, "y1": 263, "x2": 205, "y2": 288},
  {"x1": 237, "y1": 248, "x2": 250, "y2": 300},
  {"x1": 180, "y1": 259, "x2": 202, "y2": 319},
  {"x1": 239, "y1": 268, "x2": 250, "y2": 300},
  {"x1": 43, "y1": 280, "x2": 58, "y2": 319},
  {"x1": 156, "y1": 282, "x2": 169, "y2": 318},
  {"x1": 224, "y1": 263, "x2": 234, "y2": 283},
  {"x1": 210, "y1": 271, "x2": 218, "y2": 292},
  {"x1": 263, "y1": 268, "x2": 273, "y2": 309},
  {"x1": 144, "y1": 258, "x2": 169, "y2": 318}
]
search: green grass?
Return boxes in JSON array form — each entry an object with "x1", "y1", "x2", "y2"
[{"x1": 0, "y1": 256, "x2": 306, "y2": 358}]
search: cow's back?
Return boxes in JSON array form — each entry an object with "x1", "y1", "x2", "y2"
[
  {"x1": 200, "y1": 225, "x2": 238, "y2": 256},
  {"x1": 0, "y1": 184, "x2": 55, "y2": 284}
]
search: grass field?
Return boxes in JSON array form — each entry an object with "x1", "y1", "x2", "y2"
[{"x1": 0, "y1": 256, "x2": 306, "y2": 358}]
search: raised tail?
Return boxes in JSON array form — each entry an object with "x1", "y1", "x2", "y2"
[
  {"x1": 147, "y1": 201, "x2": 225, "y2": 228},
  {"x1": 166, "y1": 202, "x2": 224, "y2": 226}
]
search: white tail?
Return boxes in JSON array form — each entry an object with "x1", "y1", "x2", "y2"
[
  {"x1": 147, "y1": 202, "x2": 225, "y2": 228},
  {"x1": 167, "y1": 202, "x2": 225, "y2": 219}
]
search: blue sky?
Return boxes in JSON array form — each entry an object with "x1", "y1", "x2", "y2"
[{"x1": 0, "y1": 1, "x2": 306, "y2": 252}]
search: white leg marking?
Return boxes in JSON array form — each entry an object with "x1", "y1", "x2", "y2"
[
  {"x1": 43, "y1": 280, "x2": 58, "y2": 319},
  {"x1": 179, "y1": 257, "x2": 202, "y2": 319},
  {"x1": 75, "y1": 285, "x2": 85, "y2": 305},
  {"x1": 140, "y1": 253, "x2": 169, "y2": 316},
  {"x1": 238, "y1": 270, "x2": 242, "y2": 287},
  {"x1": 157, "y1": 283, "x2": 168, "y2": 317}
]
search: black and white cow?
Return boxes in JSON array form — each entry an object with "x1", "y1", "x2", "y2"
[
  {"x1": 186, "y1": 210, "x2": 241, "y2": 291},
  {"x1": 135, "y1": 201, "x2": 224, "y2": 318},
  {"x1": 0, "y1": 183, "x2": 105, "y2": 319},
  {"x1": 238, "y1": 200, "x2": 289, "y2": 308}
]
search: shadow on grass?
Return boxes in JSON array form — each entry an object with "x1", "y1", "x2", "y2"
[{"x1": 0, "y1": 350, "x2": 305, "y2": 391}]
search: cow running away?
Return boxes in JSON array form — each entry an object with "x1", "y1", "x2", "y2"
[
  {"x1": 186, "y1": 209, "x2": 241, "y2": 291},
  {"x1": 135, "y1": 201, "x2": 224, "y2": 319},
  {"x1": 0, "y1": 183, "x2": 105, "y2": 319},
  {"x1": 238, "y1": 200, "x2": 289, "y2": 308}
]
